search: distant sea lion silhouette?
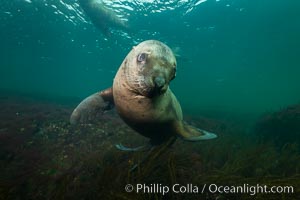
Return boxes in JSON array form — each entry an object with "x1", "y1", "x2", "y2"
[
  {"x1": 78, "y1": 0, "x2": 129, "y2": 36},
  {"x1": 70, "y1": 40, "x2": 217, "y2": 151}
]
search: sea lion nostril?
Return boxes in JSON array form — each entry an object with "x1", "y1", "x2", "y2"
[{"x1": 154, "y1": 76, "x2": 165, "y2": 88}]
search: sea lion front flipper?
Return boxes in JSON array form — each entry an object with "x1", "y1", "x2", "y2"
[
  {"x1": 70, "y1": 87, "x2": 114, "y2": 125},
  {"x1": 175, "y1": 121, "x2": 217, "y2": 141}
]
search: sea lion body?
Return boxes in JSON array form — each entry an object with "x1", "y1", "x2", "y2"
[
  {"x1": 70, "y1": 40, "x2": 216, "y2": 146},
  {"x1": 113, "y1": 41, "x2": 181, "y2": 143},
  {"x1": 114, "y1": 85, "x2": 182, "y2": 143}
]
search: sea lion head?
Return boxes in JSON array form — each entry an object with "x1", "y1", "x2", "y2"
[{"x1": 123, "y1": 40, "x2": 177, "y2": 98}]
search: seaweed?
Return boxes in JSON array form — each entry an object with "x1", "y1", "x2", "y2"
[
  {"x1": 255, "y1": 104, "x2": 300, "y2": 147},
  {"x1": 0, "y1": 94, "x2": 299, "y2": 199}
]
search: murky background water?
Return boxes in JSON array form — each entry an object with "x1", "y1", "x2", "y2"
[{"x1": 1, "y1": 0, "x2": 299, "y2": 117}]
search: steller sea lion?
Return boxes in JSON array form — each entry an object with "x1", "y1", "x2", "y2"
[
  {"x1": 78, "y1": 0, "x2": 129, "y2": 37},
  {"x1": 70, "y1": 40, "x2": 217, "y2": 150}
]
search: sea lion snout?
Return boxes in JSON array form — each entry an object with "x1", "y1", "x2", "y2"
[
  {"x1": 151, "y1": 75, "x2": 167, "y2": 95},
  {"x1": 154, "y1": 76, "x2": 165, "y2": 89}
]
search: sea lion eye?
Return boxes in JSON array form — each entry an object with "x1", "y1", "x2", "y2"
[{"x1": 137, "y1": 53, "x2": 147, "y2": 62}]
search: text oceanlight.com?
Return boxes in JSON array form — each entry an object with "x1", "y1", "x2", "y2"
[{"x1": 124, "y1": 183, "x2": 294, "y2": 196}]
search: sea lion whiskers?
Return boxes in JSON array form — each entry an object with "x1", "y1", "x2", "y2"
[
  {"x1": 124, "y1": 72, "x2": 151, "y2": 96},
  {"x1": 126, "y1": 74, "x2": 146, "y2": 87}
]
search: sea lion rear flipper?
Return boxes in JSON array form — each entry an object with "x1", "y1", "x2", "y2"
[
  {"x1": 115, "y1": 144, "x2": 149, "y2": 152},
  {"x1": 176, "y1": 122, "x2": 217, "y2": 141},
  {"x1": 127, "y1": 137, "x2": 177, "y2": 172},
  {"x1": 70, "y1": 87, "x2": 114, "y2": 125}
]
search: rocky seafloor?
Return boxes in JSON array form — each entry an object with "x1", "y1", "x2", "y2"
[{"x1": 0, "y1": 93, "x2": 299, "y2": 200}]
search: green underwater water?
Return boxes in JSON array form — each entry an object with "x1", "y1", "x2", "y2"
[
  {"x1": 1, "y1": 0, "x2": 300, "y2": 116},
  {"x1": 1, "y1": 1, "x2": 300, "y2": 199}
]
